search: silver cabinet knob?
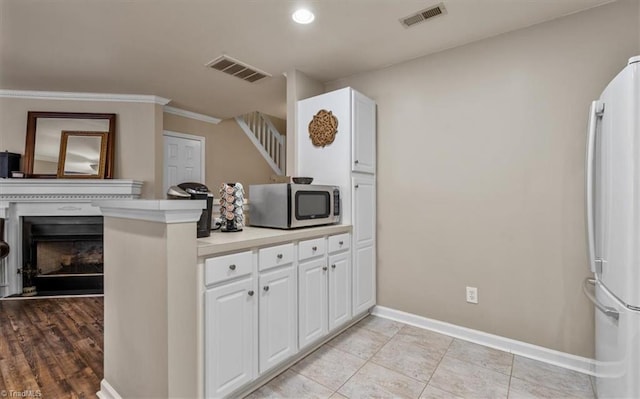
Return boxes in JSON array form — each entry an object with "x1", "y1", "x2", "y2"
[
  {"x1": 339, "y1": 241, "x2": 344, "y2": 245},
  {"x1": 355, "y1": 160, "x2": 359, "y2": 164},
  {"x1": 322, "y1": 266, "x2": 328, "y2": 271},
  {"x1": 248, "y1": 290, "x2": 254, "y2": 296},
  {"x1": 229, "y1": 264, "x2": 236, "y2": 270},
  {"x1": 277, "y1": 254, "x2": 283, "y2": 259},
  {"x1": 312, "y1": 246, "x2": 317, "y2": 251},
  {"x1": 331, "y1": 264, "x2": 336, "y2": 269},
  {"x1": 355, "y1": 184, "x2": 359, "y2": 188},
  {"x1": 263, "y1": 286, "x2": 270, "y2": 291}
]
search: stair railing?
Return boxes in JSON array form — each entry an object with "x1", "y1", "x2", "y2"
[{"x1": 235, "y1": 112, "x2": 286, "y2": 175}]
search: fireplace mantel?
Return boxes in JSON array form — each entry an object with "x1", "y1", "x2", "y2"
[
  {"x1": 0, "y1": 179, "x2": 143, "y2": 297},
  {"x1": 0, "y1": 179, "x2": 143, "y2": 202}
]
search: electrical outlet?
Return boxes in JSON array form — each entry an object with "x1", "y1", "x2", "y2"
[{"x1": 466, "y1": 286, "x2": 478, "y2": 304}]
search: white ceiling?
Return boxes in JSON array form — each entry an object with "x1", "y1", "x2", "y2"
[{"x1": 0, "y1": 0, "x2": 613, "y2": 120}]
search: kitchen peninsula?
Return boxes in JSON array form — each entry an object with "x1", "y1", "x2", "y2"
[{"x1": 94, "y1": 199, "x2": 357, "y2": 399}]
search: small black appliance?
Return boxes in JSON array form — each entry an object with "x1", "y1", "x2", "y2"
[{"x1": 167, "y1": 182, "x2": 213, "y2": 238}]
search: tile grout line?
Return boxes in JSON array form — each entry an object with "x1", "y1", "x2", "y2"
[
  {"x1": 506, "y1": 354, "x2": 515, "y2": 399},
  {"x1": 416, "y1": 334, "x2": 456, "y2": 398},
  {"x1": 331, "y1": 318, "x2": 404, "y2": 397}
]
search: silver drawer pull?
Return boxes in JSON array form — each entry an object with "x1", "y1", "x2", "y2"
[
  {"x1": 263, "y1": 286, "x2": 269, "y2": 292},
  {"x1": 339, "y1": 241, "x2": 344, "y2": 245},
  {"x1": 229, "y1": 264, "x2": 236, "y2": 271},
  {"x1": 355, "y1": 184, "x2": 359, "y2": 188},
  {"x1": 331, "y1": 264, "x2": 336, "y2": 269},
  {"x1": 312, "y1": 246, "x2": 318, "y2": 251},
  {"x1": 322, "y1": 266, "x2": 328, "y2": 271},
  {"x1": 583, "y1": 278, "x2": 619, "y2": 321},
  {"x1": 248, "y1": 290, "x2": 254, "y2": 296},
  {"x1": 354, "y1": 160, "x2": 359, "y2": 164},
  {"x1": 277, "y1": 254, "x2": 283, "y2": 259}
]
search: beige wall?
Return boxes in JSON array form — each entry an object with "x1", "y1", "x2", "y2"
[
  {"x1": 162, "y1": 113, "x2": 274, "y2": 194},
  {"x1": 0, "y1": 97, "x2": 161, "y2": 198},
  {"x1": 326, "y1": 0, "x2": 640, "y2": 357}
]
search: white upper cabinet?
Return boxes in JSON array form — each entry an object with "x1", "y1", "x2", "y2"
[{"x1": 351, "y1": 90, "x2": 376, "y2": 174}]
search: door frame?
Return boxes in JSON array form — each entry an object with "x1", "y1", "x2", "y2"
[{"x1": 163, "y1": 130, "x2": 206, "y2": 190}]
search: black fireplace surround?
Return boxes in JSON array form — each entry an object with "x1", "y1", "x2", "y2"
[{"x1": 22, "y1": 216, "x2": 104, "y2": 296}]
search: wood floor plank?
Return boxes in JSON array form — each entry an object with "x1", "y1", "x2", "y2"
[{"x1": 0, "y1": 297, "x2": 103, "y2": 397}]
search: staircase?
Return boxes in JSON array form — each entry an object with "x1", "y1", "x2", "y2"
[{"x1": 235, "y1": 111, "x2": 286, "y2": 175}]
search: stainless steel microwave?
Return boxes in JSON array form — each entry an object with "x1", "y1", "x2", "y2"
[{"x1": 249, "y1": 183, "x2": 340, "y2": 229}]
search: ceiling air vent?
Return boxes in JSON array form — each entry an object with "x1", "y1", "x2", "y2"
[
  {"x1": 400, "y1": 3, "x2": 447, "y2": 28},
  {"x1": 205, "y1": 55, "x2": 272, "y2": 83}
]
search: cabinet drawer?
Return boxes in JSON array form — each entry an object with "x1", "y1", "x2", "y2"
[
  {"x1": 258, "y1": 243, "x2": 294, "y2": 271},
  {"x1": 328, "y1": 233, "x2": 351, "y2": 253},
  {"x1": 205, "y1": 251, "x2": 253, "y2": 286},
  {"x1": 298, "y1": 237, "x2": 326, "y2": 261}
]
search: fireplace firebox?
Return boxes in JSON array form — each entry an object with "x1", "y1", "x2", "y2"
[{"x1": 22, "y1": 216, "x2": 104, "y2": 296}]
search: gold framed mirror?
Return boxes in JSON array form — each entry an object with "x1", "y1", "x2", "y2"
[
  {"x1": 57, "y1": 131, "x2": 108, "y2": 179},
  {"x1": 24, "y1": 111, "x2": 116, "y2": 178}
]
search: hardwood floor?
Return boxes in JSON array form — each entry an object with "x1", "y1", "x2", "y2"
[{"x1": 0, "y1": 297, "x2": 103, "y2": 399}]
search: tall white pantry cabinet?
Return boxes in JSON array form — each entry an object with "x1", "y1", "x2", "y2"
[{"x1": 297, "y1": 87, "x2": 377, "y2": 315}]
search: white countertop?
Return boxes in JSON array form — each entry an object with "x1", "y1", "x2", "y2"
[{"x1": 197, "y1": 224, "x2": 352, "y2": 257}]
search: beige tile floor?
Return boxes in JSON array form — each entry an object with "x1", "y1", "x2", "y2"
[{"x1": 246, "y1": 315, "x2": 595, "y2": 399}]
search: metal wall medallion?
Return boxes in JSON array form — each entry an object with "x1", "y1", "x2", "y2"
[{"x1": 308, "y1": 109, "x2": 338, "y2": 147}]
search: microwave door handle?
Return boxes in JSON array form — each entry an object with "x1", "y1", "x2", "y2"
[{"x1": 586, "y1": 100, "x2": 603, "y2": 274}]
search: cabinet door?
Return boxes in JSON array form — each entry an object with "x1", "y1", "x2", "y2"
[
  {"x1": 353, "y1": 175, "x2": 376, "y2": 247},
  {"x1": 352, "y1": 90, "x2": 376, "y2": 174},
  {"x1": 205, "y1": 278, "x2": 256, "y2": 398},
  {"x1": 353, "y1": 175, "x2": 376, "y2": 316},
  {"x1": 353, "y1": 244, "x2": 375, "y2": 315},
  {"x1": 298, "y1": 258, "x2": 328, "y2": 349},
  {"x1": 259, "y1": 265, "x2": 297, "y2": 374},
  {"x1": 328, "y1": 251, "x2": 352, "y2": 331}
]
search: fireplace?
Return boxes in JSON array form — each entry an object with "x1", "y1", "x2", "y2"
[
  {"x1": 22, "y1": 216, "x2": 104, "y2": 296},
  {"x1": 0, "y1": 179, "x2": 142, "y2": 298}
]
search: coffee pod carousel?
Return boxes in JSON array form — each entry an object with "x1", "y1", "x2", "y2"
[{"x1": 219, "y1": 183, "x2": 245, "y2": 232}]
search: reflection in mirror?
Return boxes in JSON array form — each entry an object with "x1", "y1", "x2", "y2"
[
  {"x1": 24, "y1": 112, "x2": 116, "y2": 178},
  {"x1": 33, "y1": 118, "x2": 110, "y2": 175},
  {"x1": 57, "y1": 131, "x2": 108, "y2": 178}
]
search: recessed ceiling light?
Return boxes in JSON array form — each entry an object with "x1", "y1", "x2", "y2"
[{"x1": 292, "y1": 9, "x2": 315, "y2": 24}]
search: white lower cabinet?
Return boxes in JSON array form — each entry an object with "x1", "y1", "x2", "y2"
[
  {"x1": 353, "y1": 244, "x2": 375, "y2": 315},
  {"x1": 258, "y1": 264, "x2": 297, "y2": 374},
  {"x1": 204, "y1": 232, "x2": 357, "y2": 397},
  {"x1": 352, "y1": 174, "x2": 376, "y2": 316},
  {"x1": 328, "y1": 251, "x2": 351, "y2": 331},
  {"x1": 298, "y1": 234, "x2": 352, "y2": 350},
  {"x1": 205, "y1": 277, "x2": 256, "y2": 398},
  {"x1": 298, "y1": 258, "x2": 328, "y2": 349}
]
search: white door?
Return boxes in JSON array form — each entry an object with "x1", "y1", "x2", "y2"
[
  {"x1": 351, "y1": 90, "x2": 376, "y2": 174},
  {"x1": 205, "y1": 278, "x2": 256, "y2": 398},
  {"x1": 163, "y1": 131, "x2": 204, "y2": 193},
  {"x1": 352, "y1": 174, "x2": 376, "y2": 315},
  {"x1": 328, "y1": 251, "x2": 351, "y2": 331},
  {"x1": 298, "y1": 258, "x2": 328, "y2": 349},
  {"x1": 259, "y1": 265, "x2": 297, "y2": 374}
]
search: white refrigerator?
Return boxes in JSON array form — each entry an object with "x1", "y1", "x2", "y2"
[{"x1": 585, "y1": 55, "x2": 640, "y2": 399}]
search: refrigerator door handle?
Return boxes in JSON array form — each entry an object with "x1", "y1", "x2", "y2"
[
  {"x1": 586, "y1": 100, "x2": 604, "y2": 274},
  {"x1": 583, "y1": 278, "x2": 619, "y2": 321}
]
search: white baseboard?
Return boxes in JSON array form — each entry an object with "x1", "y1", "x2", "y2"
[
  {"x1": 372, "y1": 305, "x2": 596, "y2": 375},
  {"x1": 96, "y1": 379, "x2": 122, "y2": 399}
]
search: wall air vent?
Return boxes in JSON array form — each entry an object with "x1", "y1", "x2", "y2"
[
  {"x1": 205, "y1": 55, "x2": 272, "y2": 83},
  {"x1": 400, "y1": 3, "x2": 447, "y2": 28}
]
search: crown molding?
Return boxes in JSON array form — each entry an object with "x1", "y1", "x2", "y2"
[
  {"x1": 0, "y1": 89, "x2": 171, "y2": 105},
  {"x1": 163, "y1": 105, "x2": 222, "y2": 124}
]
